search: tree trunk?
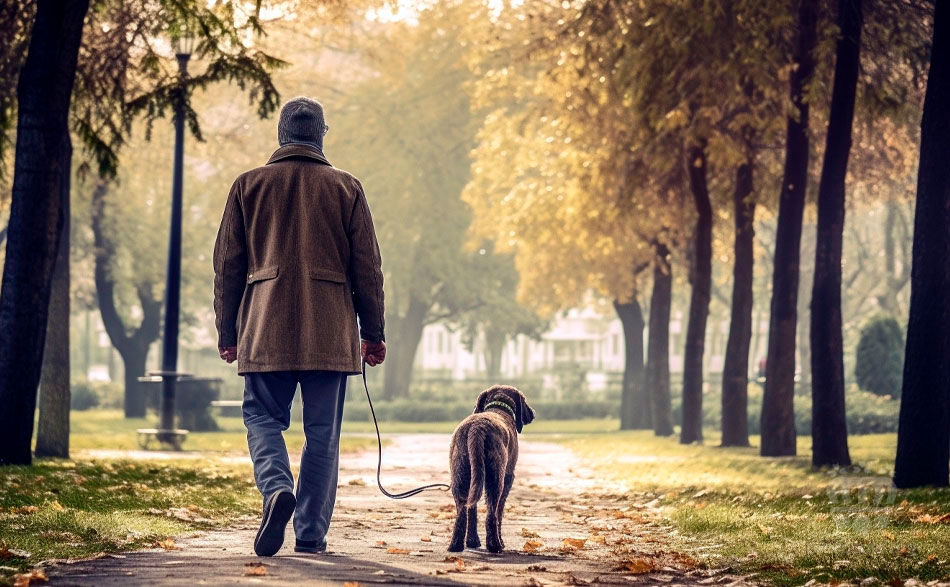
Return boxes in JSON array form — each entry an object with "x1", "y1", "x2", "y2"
[
  {"x1": 120, "y1": 345, "x2": 149, "y2": 418},
  {"x1": 91, "y1": 179, "x2": 163, "y2": 418},
  {"x1": 721, "y1": 159, "x2": 755, "y2": 447},
  {"x1": 894, "y1": 0, "x2": 950, "y2": 489},
  {"x1": 681, "y1": 144, "x2": 712, "y2": 444},
  {"x1": 646, "y1": 243, "x2": 674, "y2": 437},
  {"x1": 761, "y1": 0, "x2": 818, "y2": 457},
  {"x1": 382, "y1": 295, "x2": 428, "y2": 399},
  {"x1": 811, "y1": 0, "x2": 862, "y2": 468},
  {"x1": 35, "y1": 140, "x2": 72, "y2": 459},
  {"x1": 483, "y1": 327, "x2": 505, "y2": 379},
  {"x1": 0, "y1": 0, "x2": 88, "y2": 466},
  {"x1": 615, "y1": 297, "x2": 649, "y2": 430}
]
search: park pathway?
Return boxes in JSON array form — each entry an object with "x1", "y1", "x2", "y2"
[{"x1": 49, "y1": 435, "x2": 754, "y2": 586}]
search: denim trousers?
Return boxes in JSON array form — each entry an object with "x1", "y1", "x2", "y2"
[{"x1": 242, "y1": 370, "x2": 347, "y2": 544}]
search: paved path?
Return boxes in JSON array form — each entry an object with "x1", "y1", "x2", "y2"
[{"x1": 49, "y1": 435, "x2": 752, "y2": 586}]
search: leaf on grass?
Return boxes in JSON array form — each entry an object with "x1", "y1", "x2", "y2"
[
  {"x1": 0, "y1": 547, "x2": 30, "y2": 560},
  {"x1": 523, "y1": 540, "x2": 543, "y2": 553},
  {"x1": 562, "y1": 538, "x2": 586, "y2": 550},
  {"x1": 386, "y1": 547, "x2": 410, "y2": 555},
  {"x1": 757, "y1": 525, "x2": 771, "y2": 535},
  {"x1": 12, "y1": 506, "x2": 38, "y2": 515},
  {"x1": 614, "y1": 558, "x2": 656, "y2": 574},
  {"x1": 927, "y1": 554, "x2": 939, "y2": 563},
  {"x1": 914, "y1": 513, "x2": 950, "y2": 524},
  {"x1": 154, "y1": 538, "x2": 180, "y2": 551},
  {"x1": 243, "y1": 563, "x2": 267, "y2": 576},
  {"x1": 12, "y1": 569, "x2": 47, "y2": 587},
  {"x1": 521, "y1": 528, "x2": 540, "y2": 538},
  {"x1": 883, "y1": 531, "x2": 895, "y2": 541}
]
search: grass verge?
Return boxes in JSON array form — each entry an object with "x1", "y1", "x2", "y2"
[{"x1": 562, "y1": 431, "x2": 950, "y2": 586}]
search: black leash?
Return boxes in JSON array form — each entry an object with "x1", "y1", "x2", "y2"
[{"x1": 361, "y1": 360, "x2": 450, "y2": 499}]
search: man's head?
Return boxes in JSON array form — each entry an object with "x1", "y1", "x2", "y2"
[{"x1": 277, "y1": 97, "x2": 328, "y2": 150}]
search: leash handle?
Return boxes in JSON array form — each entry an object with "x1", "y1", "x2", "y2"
[{"x1": 361, "y1": 360, "x2": 450, "y2": 499}]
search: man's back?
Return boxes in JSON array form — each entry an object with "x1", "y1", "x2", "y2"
[{"x1": 213, "y1": 143, "x2": 385, "y2": 375}]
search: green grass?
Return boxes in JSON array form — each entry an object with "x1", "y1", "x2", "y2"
[
  {"x1": 561, "y1": 430, "x2": 950, "y2": 585},
  {"x1": 0, "y1": 458, "x2": 260, "y2": 585}
]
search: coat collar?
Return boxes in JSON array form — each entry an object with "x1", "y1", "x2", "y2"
[{"x1": 266, "y1": 143, "x2": 332, "y2": 166}]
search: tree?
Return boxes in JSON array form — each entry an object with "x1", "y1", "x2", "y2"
[
  {"x1": 854, "y1": 316, "x2": 904, "y2": 398},
  {"x1": 646, "y1": 241, "x2": 675, "y2": 437},
  {"x1": 760, "y1": 0, "x2": 819, "y2": 458},
  {"x1": 810, "y1": 0, "x2": 864, "y2": 468},
  {"x1": 0, "y1": 0, "x2": 88, "y2": 466},
  {"x1": 894, "y1": 0, "x2": 950, "y2": 488}
]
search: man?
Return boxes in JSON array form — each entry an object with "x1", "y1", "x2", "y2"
[{"x1": 213, "y1": 97, "x2": 386, "y2": 557}]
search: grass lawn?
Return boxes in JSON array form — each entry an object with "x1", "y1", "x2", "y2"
[{"x1": 562, "y1": 430, "x2": 950, "y2": 585}]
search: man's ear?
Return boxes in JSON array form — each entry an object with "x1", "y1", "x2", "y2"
[{"x1": 473, "y1": 389, "x2": 491, "y2": 414}]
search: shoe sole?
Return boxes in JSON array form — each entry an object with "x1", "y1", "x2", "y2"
[{"x1": 254, "y1": 491, "x2": 296, "y2": 557}]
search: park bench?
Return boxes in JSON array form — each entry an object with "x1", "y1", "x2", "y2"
[
  {"x1": 211, "y1": 399, "x2": 243, "y2": 418},
  {"x1": 135, "y1": 428, "x2": 189, "y2": 450}
]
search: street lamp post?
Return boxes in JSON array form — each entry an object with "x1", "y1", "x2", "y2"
[{"x1": 157, "y1": 31, "x2": 195, "y2": 447}]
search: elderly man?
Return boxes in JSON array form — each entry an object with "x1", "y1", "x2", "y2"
[{"x1": 213, "y1": 97, "x2": 386, "y2": 557}]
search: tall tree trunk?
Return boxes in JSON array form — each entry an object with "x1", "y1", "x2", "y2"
[
  {"x1": 615, "y1": 297, "x2": 649, "y2": 430},
  {"x1": 761, "y1": 0, "x2": 818, "y2": 457},
  {"x1": 0, "y1": 0, "x2": 88, "y2": 466},
  {"x1": 681, "y1": 144, "x2": 712, "y2": 444},
  {"x1": 878, "y1": 199, "x2": 911, "y2": 317},
  {"x1": 646, "y1": 242, "x2": 674, "y2": 437},
  {"x1": 382, "y1": 295, "x2": 428, "y2": 399},
  {"x1": 721, "y1": 159, "x2": 756, "y2": 447},
  {"x1": 811, "y1": 0, "x2": 862, "y2": 468},
  {"x1": 91, "y1": 180, "x2": 163, "y2": 418},
  {"x1": 483, "y1": 327, "x2": 505, "y2": 379},
  {"x1": 894, "y1": 0, "x2": 950, "y2": 489},
  {"x1": 35, "y1": 140, "x2": 72, "y2": 459}
]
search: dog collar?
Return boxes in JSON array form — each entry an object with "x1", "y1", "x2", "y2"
[{"x1": 484, "y1": 400, "x2": 516, "y2": 419}]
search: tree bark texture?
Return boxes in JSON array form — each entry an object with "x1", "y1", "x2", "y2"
[
  {"x1": 894, "y1": 0, "x2": 950, "y2": 489},
  {"x1": 0, "y1": 0, "x2": 88, "y2": 466},
  {"x1": 616, "y1": 297, "x2": 649, "y2": 430},
  {"x1": 681, "y1": 144, "x2": 712, "y2": 445},
  {"x1": 761, "y1": 0, "x2": 818, "y2": 457},
  {"x1": 810, "y1": 0, "x2": 862, "y2": 468},
  {"x1": 35, "y1": 140, "x2": 72, "y2": 459},
  {"x1": 721, "y1": 160, "x2": 756, "y2": 447},
  {"x1": 646, "y1": 243, "x2": 674, "y2": 437}
]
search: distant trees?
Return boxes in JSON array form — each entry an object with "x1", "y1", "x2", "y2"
[{"x1": 855, "y1": 317, "x2": 904, "y2": 398}]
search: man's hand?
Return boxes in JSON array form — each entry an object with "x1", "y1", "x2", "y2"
[
  {"x1": 361, "y1": 340, "x2": 386, "y2": 367},
  {"x1": 218, "y1": 346, "x2": 237, "y2": 363}
]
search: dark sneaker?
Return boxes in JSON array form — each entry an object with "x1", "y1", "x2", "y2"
[
  {"x1": 294, "y1": 539, "x2": 327, "y2": 553},
  {"x1": 254, "y1": 489, "x2": 296, "y2": 557}
]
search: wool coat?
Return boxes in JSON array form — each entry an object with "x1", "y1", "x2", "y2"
[{"x1": 213, "y1": 143, "x2": 385, "y2": 375}]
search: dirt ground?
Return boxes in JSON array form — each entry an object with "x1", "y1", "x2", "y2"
[{"x1": 48, "y1": 435, "x2": 754, "y2": 586}]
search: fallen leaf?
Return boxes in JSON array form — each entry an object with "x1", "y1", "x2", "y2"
[
  {"x1": 562, "y1": 538, "x2": 586, "y2": 550},
  {"x1": 526, "y1": 564, "x2": 547, "y2": 572},
  {"x1": 589, "y1": 534, "x2": 607, "y2": 544},
  {"x1": 915, "y1": 513, "x2": 950, "y2": 524},
  {"x1": 614, "y1": 558, "x2": 656, "y2": 574},
  {"x1": 420, "y1": 536, "x2": 432, "y2": 542},
  {"x1": 883, "y1": 531, "x2": 895, "y2": 541},
  {"x1": 375, "y1": 541, "x2": 387, "y2": 547},
  {"x1": 927, "y1": 554, "x2": 939, "y2": 563},
  {"x1": 243, "y1": 563, "x2": 267, "y2": 576},
  {"x1": 347, "y1": 478, "x2": 367, "y2": 486},
  {"x1": 343, "y1": 582, "x2": 363, "y2": 587},
  {"x1": 12, "y1": 569, "x2": 47, "y2": 587},
  {"x1": 386, "y1": 547, "x2": 410, "y2": 555},
  {"x1": 0, "y1": 547, "x2": 30, "y2": 560},
  {"x1": 521, "y1": 528, "x2": 540, "y2": 538},
  {"x1": 154, "y1": 538, "x2": 179, "y2": 551},
  {"x1": 523, "y1": 540, "x2": 543, "y2": 553},
  {"x1": 12, "y1": 506, "x2": 38, "y2": 515},
  {"x1": 443, "y1": 556, "x2": 463, "y2": 563}
]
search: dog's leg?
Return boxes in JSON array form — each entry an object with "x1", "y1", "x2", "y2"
[
  {"x1": 484, "y1": 468, "x2": 506, "y2": 553},
  {"x1": 465, "y1": 505, "x2": 480, "y2": 548},
  {"x1": 448, "y1": 490, "x2": 468, "y2": 552},
  {"x1": 493, "y1": 472, "x2": 514, "y2": 550}
]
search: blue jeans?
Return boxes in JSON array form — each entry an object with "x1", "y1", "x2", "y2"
[{"x1": 242, "y1": 370, "x2": 347, "y2": 544}]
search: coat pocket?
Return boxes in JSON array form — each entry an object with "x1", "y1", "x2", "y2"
[
  {"x1": 247, "y1": 265, "x2": 278, "y2": 284},
  {"x1": 309, "y1": 268, "x2": 346, "y2": 283}
]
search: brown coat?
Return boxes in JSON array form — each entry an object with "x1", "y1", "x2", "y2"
[{"x1": 213, "y1": 143, "x2": 385, "y2": 375}]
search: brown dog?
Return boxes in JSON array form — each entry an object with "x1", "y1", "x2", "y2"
[{"x1": 447, "y1": 385, "x2": 535, "y2": 553}]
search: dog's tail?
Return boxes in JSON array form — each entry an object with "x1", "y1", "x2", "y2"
[{"x1": 465, "y1": 427, "x2": 485, "y2": 508}]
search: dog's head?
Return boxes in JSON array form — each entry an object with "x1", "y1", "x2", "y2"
[{"x1": 473, "y1": 385, "x2": 535, "y2": 433}]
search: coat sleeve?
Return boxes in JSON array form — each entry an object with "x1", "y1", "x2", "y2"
[
  {"x1": 213, "y1": 178, "x2": 248, "y2": 348},
  {"x1": 347, "y1": 179, "x2": 386, "y2": 343}
]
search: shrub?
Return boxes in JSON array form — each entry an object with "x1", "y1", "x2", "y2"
[
  {"x1": 70, "y1": 381, "x2": 100, "y2": 411},
  {"x1": 854, "y1": 316, "x2": 904, "y2": 398}
]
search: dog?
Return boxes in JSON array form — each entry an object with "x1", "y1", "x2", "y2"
[{"x1": 447, "y1": 385, "x2": 535, "y2": 553}]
